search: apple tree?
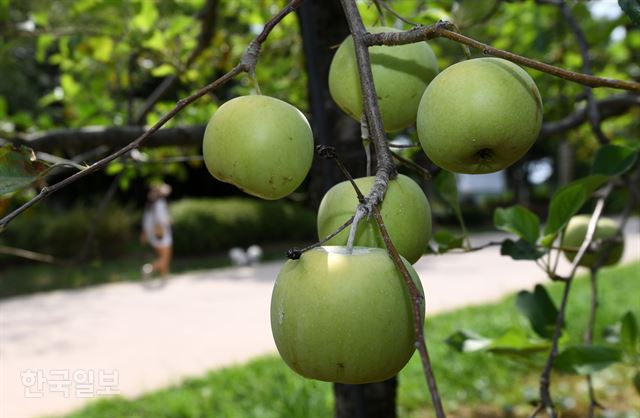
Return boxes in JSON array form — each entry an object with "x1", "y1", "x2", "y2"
[{"x1": 1, "y1": 1, "x2": 639, "y2": 417}]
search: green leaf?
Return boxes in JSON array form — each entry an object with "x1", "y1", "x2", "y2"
[
  {"x1": 60, "y1": 74, "x2": 80, "y2": 98},
  {"x1": 0, "y1": 145, "x2": 46, "y2": 195},
  {"x1": 446, "y1": 328, "x2": 550, "y2": 356},
  {"x1": 435, "y1": 170, "x2": 461, "y2": 216},
  {"x1": 541, "y1": 175, "x2": 608, "y2": 246},
  {"x1": 433, "y1": 230, "x2": 464, "y2": 253},
  {"x1": 620, "y1": 0, "x2": 640, "y2": 25},
  {"x1": 132, "y1": 0, "x2": 159, "y2": 32},
  {"x1": 620, "y1": 311, "x2": 639, "y2": 357},
  {"x1": 487, "y1": 328, "x2": 550, "y2": 355},
  {"x1": 435, "y1": 170, "x2": 467, "y2": 239},
  {"x1": 554, "y1": 345, "x2": 622, "y2": 375},
  {"x1": 89, "y1": 36, "x2": 114, "y2": 62},
  {"x1": 494, "y1": 205, "x2": 540, "y2": 244},
  {"x1": 500, "y1": 239, "x2": 545, "y2": 260},
  {"x1": 151, "y1": 64, "x2": 176, "y2": 77},
  {"x1": 445, "y1": 330, "x2": 491, "y2": 352},
  {"x1": 634, "y1": 371, "x2": 640, "y2": 395},
  {"x1": 592, "y1": 144, "x2": 638, "y2": 177},
  {"x1": 516, "y1": 285, "x2": 558, "y2": 339}
]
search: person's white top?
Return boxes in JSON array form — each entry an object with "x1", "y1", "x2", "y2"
[{"x1": 143, "y1": 198, "x2": 173, "y2": 248}]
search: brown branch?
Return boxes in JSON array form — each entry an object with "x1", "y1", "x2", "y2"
[
  {"x1": 365, "y1": 24, "x2": 640, "y2": 93},
  {"x1": 391, "y1": 151, "x2": 431, "y2": 180},
  {"x1": 555, "y1": 1, "x2": 608, "y2": 144},
  {"x1": 13, "y1": 125, "x2": 207, "y2": 154},
  {"x1": 340, "y1": 0, "x2": 396, "y2": 216},
  {"x1": 135, "y1": 0, "x2": 220, "y2": 124},
  {"x1": 0, "y1": 246, "x2": 64, "y2": 264},
  {"x1": 0, "y1": 0, "x2": 304, "y2": 231},
  {"x1": 540, "y1": 94, "x2": 639, "y2": 138},
  {"x1": 371, "y1": 206, "x2": 446, "y2": 418},
  {"x1": 12, "y1": 93, "x2": 636, "y2": 155},
  {"x1": 533, "y1": 182, "x2": 613, "y2": 418}
]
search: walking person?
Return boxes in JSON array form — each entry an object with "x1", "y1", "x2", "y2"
[{"x1": 141, "y1": 183, "x2": 173, "y2": 281}]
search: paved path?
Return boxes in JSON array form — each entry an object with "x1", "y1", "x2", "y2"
[{"x1": 1, "y1": 219, "x2": 638, "y2": 418}]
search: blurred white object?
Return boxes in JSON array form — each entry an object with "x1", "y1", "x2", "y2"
[
  {"x1": 457, "y1": 171, "x2": 507, "y2": 197},
  {"x1": 246, "y1": 245, "x2": 263, "y2": 265},
  {"x1": 229, "y1": 247, "x2": 248, "y2": 266}
]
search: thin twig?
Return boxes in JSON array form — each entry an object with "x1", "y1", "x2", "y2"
[
  {"x1": 0, "y1": 0, "x2": 304, "y2": 231},
  {"x1": 286, "y1": 215, "x2": 354, "y2": 260},
  {"x1": 533, "y1": 183, "x2": 613, "y2": 418},
  {"x1": 0, "y1": 246, "x2": 63, "y2": 265},
  {"x1": 391, "y1": 151, "x2": 431, "y2": 180},
  {"x1": 584, "y1": 268, "x2": 600, "y2": 418}
]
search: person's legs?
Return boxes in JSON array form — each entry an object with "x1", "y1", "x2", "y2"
[{"x1": 153, "y1": 245, "x2": 172, "y2": 277}]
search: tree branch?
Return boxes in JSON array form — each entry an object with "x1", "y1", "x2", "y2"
[
  {"x1": 555, "y1": 0, "x2": 608, "y2": 144},
  {"x1": 365, "y1": 24, "x2": 640, "y2": 92},
  {"x1": 539, "y1": 94, "x2": 639, "y2": 137},
  {"x1": 340, "y1": 0, "x2": 396, "y2": 216}
]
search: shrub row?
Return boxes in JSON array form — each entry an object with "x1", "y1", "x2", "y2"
[
  {"x1": 170, "y1": 198, "x2": 316, "y2": 256},
  {"x1": 0, "y1": 198, "x2": 317, "y2": 262},
  {"x1": 0, "y1": 203, "x2": 138, "y2": 260}
]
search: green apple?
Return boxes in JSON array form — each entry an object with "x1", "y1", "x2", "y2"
[
  {"x1": 270, "y1": 246, "x2": 424, "y2": 384},
  {"x1": 328, "y1": 26, "x2": 439, "y2": 132},
  {"x1": 452, "y1": 0, "x2": 499, "y2": 27},
  {"x1": 417, "y1": 57, "x2": 542, "y2": 174},
  {"x1": 317, "y1": 174, "x2": 432, "y2": 264},
  {"x1": 202, "y1": 95, "x2": 313, "y2": 200},
  {"x1": 561, "y1": 215, "x2": 624, "y2": 267}
]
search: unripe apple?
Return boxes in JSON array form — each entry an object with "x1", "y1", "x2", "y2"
[
  {"x1": 270, "y1": 246, "x2": 424, "y2": 384},
  {"x1": 328, "y1": 26, "x2": 439, "y2": 132},
  {"x1": 317, "y1": 174, "x2": 432, "y2": 264},
  {"x1": 561, "y1": 215, "x2": 624, "y2": 267},
  {"x1": 417, "y1": 57, "x2": 542, "y2": 174},
  {"x1": 202, "y1": 95, "x2": 313, "y2": 200}
]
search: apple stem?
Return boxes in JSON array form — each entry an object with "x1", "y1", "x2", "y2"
[
  {"x1": 346, "y1": 208, "x2": 365, "y2": 254},
  {"x1": 286, "y1": 215, "x2": 355, "y2": 260},
  {"x1": 360, "y1": 116, "x2": 372, "y2": 177}
]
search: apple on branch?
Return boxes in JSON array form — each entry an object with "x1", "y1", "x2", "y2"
[
  {"x1": 270, "y1": 246, "x2": 424, "y2": 384},
  {"x1": 202, "y1": 95, "x2": 314, "y2": 200},
  {"x1": 328, "y1": 26, "x2": 439, "y2": 132},
  {"x1": 317, "y1": 174, "x2": 432, "y2": 264},
  {"x1": 417, "y1": 57, "x2": 543, "y2": 174}
]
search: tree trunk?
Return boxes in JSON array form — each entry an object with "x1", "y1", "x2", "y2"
[
  {"x1": 296, "y1": 0, "x2": 363, "y2": 209},
  {"x1": 297, "y1": 2, "x2": 398, "y2": 417}
]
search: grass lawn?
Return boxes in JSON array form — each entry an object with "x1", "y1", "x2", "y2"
[{"x1": 59, "y1": 261, "x2": 640, "y2": 418}]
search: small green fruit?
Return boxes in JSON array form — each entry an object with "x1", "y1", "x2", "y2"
[
  {"x1": 328, "y1": 26, "x2": 439, "y2": 132},
  {"x1": 561, "y1": 215, "x2": 624, "y2": 267},
  {"x1": 270, "y1": 246, "x2": 424, "y2": 384},
  {"x1": 317, "y1": 174, "x2": 432, "y2": 264},
  {"x1": 202, "y1": 95, "x2": 313, "y2": 200},
  {"x1": 417, "y1": 57, "x2": 542, "y2": 174}
]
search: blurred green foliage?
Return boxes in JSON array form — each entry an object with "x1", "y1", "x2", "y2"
[
  {"x1": 171, "y1": 197, "x2": 316, "y2": 255},
  {"x1": 0, "y1": 202, "x2": 137, "y2": 258}
]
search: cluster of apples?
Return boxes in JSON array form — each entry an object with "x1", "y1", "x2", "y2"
[{"x1": 202, "y1": 26, "x2": 546, "y2": 384}]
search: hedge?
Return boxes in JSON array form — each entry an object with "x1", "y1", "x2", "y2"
[{"x1": 170, "y1": 198, "x2": 316, "y2": 256}]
